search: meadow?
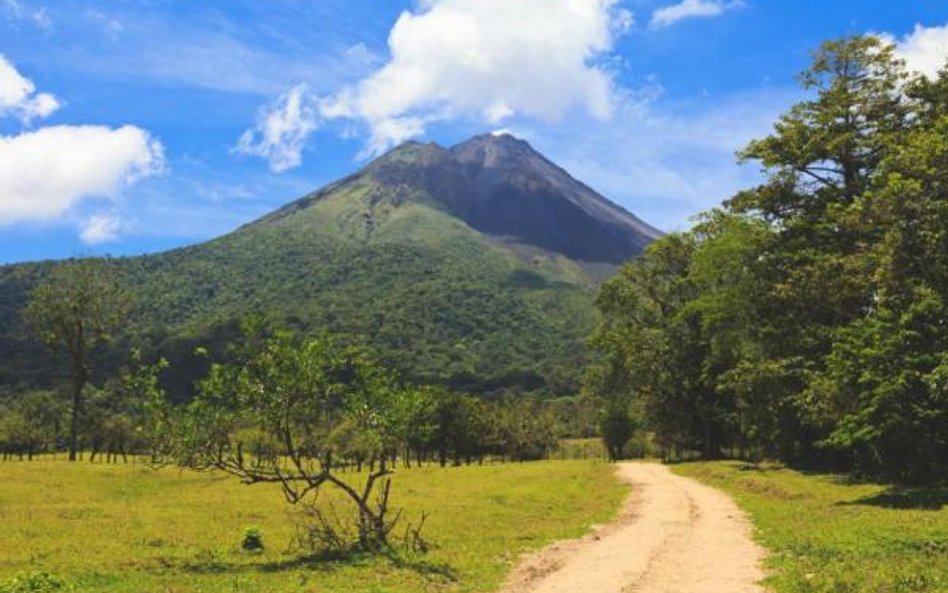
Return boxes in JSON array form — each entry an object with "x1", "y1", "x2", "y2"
[
  {"x1": 674, "y1": 462, "x2": 948, "y2": 593},
  {"x1": 0, "y1": 458, "x2": 626, "y2": 593}
]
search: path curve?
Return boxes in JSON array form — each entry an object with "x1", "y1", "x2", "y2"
[{"x1": 501, "y1": 462, "x2": 766, "y2": 593}]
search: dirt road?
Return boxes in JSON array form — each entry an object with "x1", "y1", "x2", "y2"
[{"x1": 501, "y1": 462, "x2": 766, "y2": 593}]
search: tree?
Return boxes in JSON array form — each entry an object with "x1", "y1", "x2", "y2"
[
  {"x1": 735, "y1": 36, "x2": 909, "y2": 218},
  {"x1": 722, "y1": 35, "x2": 917, "y2": 462},
  {"x1": 817, "y1": 289, "x2": 948, "y2": 482},
  {"x1": 587, "y1": 35, "x2": 948, "y2": 481},
  {"x1": 165, "y1": 327, "x2": 410, "y2": 550},
  {"x1": 493, "y1": 397, "x2": 557, "y2": 461},
  {"x1": 600, "y1": 404, "x2": 633, "y2": 462},
  {"x1": 590, "y1": 233, "x2": 734, "y2": 459},
  {"x1": 24, "y1": 258, "x2": 131, "y2": 461},
  {"x1": 812, "y1": 69, "x2": 948, "y2": 481},
  {"x1": 729, "y1": 37, "x2": 912, "y2": 390},
  {"x1": 0, "y1": 391, "x2": 64, "y2": 460}
]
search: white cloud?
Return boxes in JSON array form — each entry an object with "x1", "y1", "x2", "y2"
[
  {"x1": 650, "y1": 0, "x2": 742, "y2": 28},
  {"x1": 235, "y1": 83, "x2": 319, "y2": 172},
  {"x1": 0, "y1": 125, "x2": 164, "y2": 224},
  {"x1": 79, "y1": 213, "x2": 121, "y2": 244},
  {"x1": 76, "y1": 27, "x2": 365, "y2": 96},
  {"x1": 240, "y1": 0, "x2": 632, "y2": 167},
  {"x1": 344, "y1": 43, "x2": 380, "y2": 67},
  {"x1": 335, "y1": 0, "x2": 626, "y2": 155},
  {"x1": 885, "y1": 24, "x2": 948, "y2": 79},
  {"x1": 87, "y1": 10, "x2": 125, "y2": 39},
  {"x1": 0, "y1": 54, "x2": 60, "y2": 123},
  {"x1": 1, "y1": 0, "x2": 51, "y2": 29}
]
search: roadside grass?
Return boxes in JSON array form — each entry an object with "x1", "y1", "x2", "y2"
[
  {"x1": 0, "y1": 458, "x2": 625, "y2": 593},
  {"x1": 674, "y1": 461, "x2": 948, "y2": 593}
]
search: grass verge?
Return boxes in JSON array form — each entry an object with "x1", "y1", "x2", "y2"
[
  {"x1": 674, "y1": 461, "x2": 947, "y2": 593},
  {"x1": 0, "y1": 459, "x2": 625, "y2": 593}
]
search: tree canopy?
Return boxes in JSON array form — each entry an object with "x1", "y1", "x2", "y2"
[{"x1": 589, "y1": 35, "x2": 948, "y2": 483}]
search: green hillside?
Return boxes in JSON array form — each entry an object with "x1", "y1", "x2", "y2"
[{"x1": 0, "y1": 136, "x2": 658, "y2": 399}]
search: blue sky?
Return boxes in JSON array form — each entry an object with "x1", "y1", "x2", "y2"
[{"x1": 1, "y1": 0, "x2": 947, "y2": 264}]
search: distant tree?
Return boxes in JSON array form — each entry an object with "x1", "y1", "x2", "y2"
[
  {"x1": 591, "y1": 233, "x2": 732, "y2": 459},
  {"x1": 24, "y1": 258, "x2": 131, "y2": 461},
  {"x1": 0, "y1": 391, "x2": 64, "y2": 460},
  {"x1": 600, "y1": 404, "x2": 633, "y2": 462},
  {"x1": 429, "y1": 390, "x2": 487, "y2": 466},
  {"x1": 493, "y1": 397, "x2": 557, "y2": 461},
  {"x1": 84, "y1": 381, "x2": 140, "y2": 463}
]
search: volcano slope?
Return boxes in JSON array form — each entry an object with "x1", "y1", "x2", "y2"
[{"x1": 0, "y1": 134, "x2": 660, "y2": 398}]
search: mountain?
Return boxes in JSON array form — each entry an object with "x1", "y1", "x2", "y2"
[{"x1": 0, "y1": 134, "x2": 661, "y2": 398}]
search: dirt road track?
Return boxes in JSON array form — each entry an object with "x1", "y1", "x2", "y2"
[{"x1": 501, "y1": 462, "x2": 766, "y2": 593}]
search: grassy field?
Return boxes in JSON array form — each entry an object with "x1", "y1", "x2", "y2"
[
  {"x1": 674, "y1": 461, "x2": 948, "y2": 593},
  {"x1": 0, "y1": 458, "x2": 626, "y2": 593}
]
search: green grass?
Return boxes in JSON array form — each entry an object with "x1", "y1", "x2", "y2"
[
  {"x1": 0, "y1": 459, "x2": 625, "y2": 593},
  {"x1": 674, "y1": 461, "x2": 948, "y2": 593}
]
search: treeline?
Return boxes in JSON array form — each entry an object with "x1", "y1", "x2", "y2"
[
  {"x1": 0, "y1": 338, "x2": 595, "y2": 466},
  {"x1": 589, "y1": 36, "x2": 948, "y2": 483},
  {"x1": 0, "y1": 385, "x2": 583, "y2": 466},
  {"x1": 0, "y1": 386, "x2": 148, "y2": 462},
  {"x1": 0, "y1": 251, "x2": 600, "y2": 464}
]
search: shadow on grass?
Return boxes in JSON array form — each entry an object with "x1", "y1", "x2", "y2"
[
  {"x1": 383, "y1": 550, "x2": 459, "y2": 582},
  {"x1": 839, "y1": 486, "x2": 948, "y2": 511},
  {"x1": 176, "y1": 548, "x2": 458, "y2": 582}
]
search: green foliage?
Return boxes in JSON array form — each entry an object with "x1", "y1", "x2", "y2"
[
  {"x1": 599, "y1": 405, "x2": 633, "y2": 461},
  {"x1": 0, "y1": 573, "x2": 73, "y2": 593},
  {"x1": 589, "y1": 35, "x2": 948, "y2": 482},
  {"x1": 241, "y1": 527, "x2": 264, "y2": 553},
  {"x1": 163, "y1": 324, "x2": 490, "y2": 550},
  {"x1": 590, "y1": 232, "x2": 732, "y2": 459},
  {"x1": 817, "y1": 288, "x2": 948, "y2": 482},
  {"x1": 0, "y1": 391, "x2": 64, "y2": 459},
  {"x1": 22, "y1": 258, "x2": 131, "y2": 461}
]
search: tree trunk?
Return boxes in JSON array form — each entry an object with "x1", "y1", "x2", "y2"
[
  {"x1": 68, "y1": 375, "x2": 82, "y2": 461},
  {"x1": 68, "y1": 354, "x2": 88, "y2": 462}
]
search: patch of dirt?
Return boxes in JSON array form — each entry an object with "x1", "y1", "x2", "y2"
[{"x1": 499, "y1": 462, "x2": 767, "y2": 593}]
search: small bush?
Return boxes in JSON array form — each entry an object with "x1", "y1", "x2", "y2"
[
  {"x1": 240, "y1": 527, "x2": 264, "y2": 553},
  {"x1": 0, "y1": 572, "x2": 72, "y2": 593}
]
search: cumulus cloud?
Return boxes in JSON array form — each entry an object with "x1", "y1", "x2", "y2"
[
  {"x1": 79, "y1": 213, "x2": 121, "y2": 244},
  {"x1": 0, "y1": 125, "x2": 164, "y2": 224},
  {"x1": 885, "y1": 24, "x2": 948, "y2": 79},
  {"x1": 0, "y1": 54, "x2": 60, "y2": 123},
  {"x1": 238, "y1": 0, "x2": 632, "y2": 167},
  {"x1": 650, "y1": 0, "x2": 742, "y2": 28},
  {"x1": 234, "y1": 83, "x2": 319, "y2": 172}
]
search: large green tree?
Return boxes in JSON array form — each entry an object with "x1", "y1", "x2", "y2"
[{"x1": 24, "y1": 258, "x2": 131, "y2": 461}]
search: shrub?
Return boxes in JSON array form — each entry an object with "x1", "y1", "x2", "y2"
[
  {"x1": 0, "y1": 572, "x2": 72, "y2": 593},
  {"x1": 240, "y1": 527, "x2": 264, "y2": 553}
]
